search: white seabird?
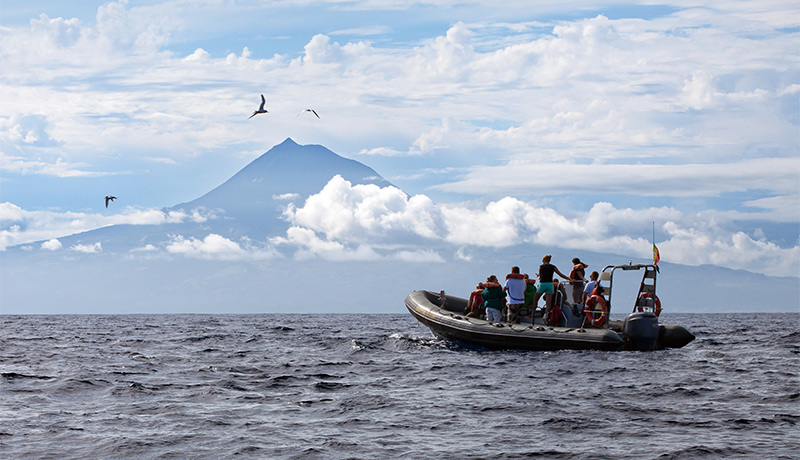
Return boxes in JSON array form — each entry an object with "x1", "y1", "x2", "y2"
[{"x1": 297, "y1": 108, "x2": 320, "y2": 119}]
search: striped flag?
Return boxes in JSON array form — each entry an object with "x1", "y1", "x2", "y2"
[{"x1": 653, "y1": 244, "x2": 660, "y2": 265}]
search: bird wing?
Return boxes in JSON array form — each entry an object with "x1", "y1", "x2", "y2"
[
  {"x1": 297, "y1": 109, "x2": 320, "y2": 118},
  {"x1": 258, "y1": 94, "x2": 266, "y2": 111}
]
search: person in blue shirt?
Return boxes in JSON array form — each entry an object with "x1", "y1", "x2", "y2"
[{"x1": 504, "y1": 266, "x2": 527, "y2": 324}]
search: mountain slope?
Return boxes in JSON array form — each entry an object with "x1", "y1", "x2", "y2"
[{"x1": 169, "y1": 138, "x2": 393, "y2": 237}]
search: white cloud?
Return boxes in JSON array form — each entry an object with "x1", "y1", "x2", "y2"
[
  {"x1": 271, "y1": 226, "x2": 380, "y2": 261},
  {"x1": 166, "y1": 234, "x2": 242, "y2": 256},
  {"x1": 41, "y1": 238, "x2": 62, "y2": 250},
  {"x1": 143, "y1": 156, "x2": 178, "y2": 165},
  {"x1": 165, "y1": 234, "x2": 276, "y2": 260},
  {"x1": 392, "y1": 249, "x2": 444, "y2": 263},
  {"x1": 1, "y1": 2, "x2": 796, "y2": 179},
  {"x1": 433, "y1": 158, "x2": 800, "y2": 205},
  {"x1": 131, "y1": 243, "x2": 157, "y2": 252},
  {"x1": 330, "y1": 25, "x2": 389, "y2": 36},
  {"x1": 0, "y1": 202, "x2": 218, "y2": 250},
  {"x1": 281, "y1": 178, "x2": 799, "y2": 277},
  {"x1": 288, "y1": 175, "x2": 445, "y2": 244},
  {"x1": 0, "y1": 152, "x2": 106, "y2": 178},
  {"x1": 300, "y1": 34, "x2": 369, "y2": 66},
  {"x1": 411, "y1": 22, "x2": 474, "y2": 82},
  {"x1": 273, "y1": 193, "x2": 301, "y2": 201},
  {"x1": 744, "y1": 195, "x2": 800, "y2": 218},
  {"x1": 454, "y1": 247, "x2": 473, "y2": 261},
  {"x1": 359, "y1": 146, "x2": 405, "y2": 156},
  {"x1": 70, "y1": 242, "x2": 102, "y2": 253},
  {"x1": 184, "y1": 47, "x2": 210, "y2": 61}
]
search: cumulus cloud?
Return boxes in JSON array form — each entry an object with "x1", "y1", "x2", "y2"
[
  {"x1": 273, "y1": 193, "x2": 301, "y2": 201},
  {"x1": 411, "y1": 21, "x2": 474, "y2": 82},
  {"x1": 392, "y1": 249, "x2": 445, "y2": 263},
  {"x1": 166, "y1": 234, "x2": 242, "y2": 257},
  {"x1": 271, "y1": 226, "x2": 381, "y2": 261},
  {"x1": 41, "y1": 238, "x2": 62, "y2": 251},
  {"x1": 70, "y1": 242, "x2": 102, "y2": 253},
  {"x1": 165, "y1": 234, "x2": 276, "y2": 260},
  {"x1": 287, "y1": 175, "x2": 445, "y2": 244},
  {"x1": 281, "y1": 178, "x2": 799, "y2": 277},
  {"x1": 300, "y1": 34, "x2": 368, "y2": 66}
]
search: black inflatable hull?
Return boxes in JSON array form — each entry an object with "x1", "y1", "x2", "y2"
[
  {"x1": 405, "y1": 290, "x2": 625, "y2": 351},
  {"x1": 405, "y1": 290, "x2": 694, "y2": 351}
]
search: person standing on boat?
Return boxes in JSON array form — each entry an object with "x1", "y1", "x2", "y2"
[
  {"x1": 504, "y1": 266, "x2": 526, "y2": 324},
  {"x1": 482, "y1": 275, "x2": 504, "y2": 323},
  {"x1": 523, "y1": 274, "x2": 537, "y2": 319},
  {"x1": 582, "y1": 271, "x2": 601, "y2": 306},
  {"x1": 533, "y1": 255, "x2": 570, "y2": 325},
  {"x1": 569, "y1": 258, "x2": 589, "y2": 306}
]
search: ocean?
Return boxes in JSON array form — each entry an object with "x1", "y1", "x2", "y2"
[{"x1": 1, "y1": 313, "x2": 797, "y2": 459}]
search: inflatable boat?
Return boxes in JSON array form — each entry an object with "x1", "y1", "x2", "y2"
[{"x1": 405, "y1": 263, "x2": 694, "y2": 352}]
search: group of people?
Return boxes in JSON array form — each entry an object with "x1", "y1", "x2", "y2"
[{"x1": 464, "y1": 255, "x2": 604, "y2": 326}]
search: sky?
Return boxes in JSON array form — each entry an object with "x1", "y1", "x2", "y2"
[{"x1": 0, "y1": 0, "x2": 799, "y2": 280}]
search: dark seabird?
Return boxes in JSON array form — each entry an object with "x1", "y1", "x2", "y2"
[
  {"x1": 248, "y1": 94, "x2": 268, "y2": 119},
  {"x1": 297, "y1": 108, "x2": 320, "y2": 119},
  {"x1": 105, "y1": 195, "x2": 117, "y2": 208}
]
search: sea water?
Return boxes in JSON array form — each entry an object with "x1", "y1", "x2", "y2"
[{"x1": 1, "y1": 313, "x2": 797, "y2": 459}]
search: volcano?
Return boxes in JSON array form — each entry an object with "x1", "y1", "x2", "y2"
[{"x1": 169, "y1": 138, "x2": 393, "y2": 237}]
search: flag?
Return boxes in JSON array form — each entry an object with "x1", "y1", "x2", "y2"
[{"x1": 653, "y1": 244, "x2": 660, "y2": 265}]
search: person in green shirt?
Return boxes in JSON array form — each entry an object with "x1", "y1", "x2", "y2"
[
  {"x1": 523, "y1": 274, "x2": 537, "y2": 319},
  {"x1": 482, "y1": 275, "x2": 504, "y2": 323}
]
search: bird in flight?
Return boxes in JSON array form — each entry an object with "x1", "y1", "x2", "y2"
[
  {"x1": 297, "y1": 108, "x2": 320, "y2": 119},
  {"x1": 105, "y1": 195, "x2": 117, "y2": 208},
  {"x1": 248, "y1": 94, "x2": 268, "y2": 119}
]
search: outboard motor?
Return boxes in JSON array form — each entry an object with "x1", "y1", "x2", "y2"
[{"x1": 623, "y1": 311, "x2": 659, "y2": 351}]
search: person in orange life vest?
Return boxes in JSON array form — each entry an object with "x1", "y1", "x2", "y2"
[
  {"x1": 503, "y1": 266, "x2": 526, "y2": 324},
  {"x1": 569, "y1": 257, "x2": 589, "y2": 306},
  {"x1": 466, "y1": 282, "x2": 486, "y2": 318},
  {"x1": 533, "y1": 255, "x2": 570, "y2": 325}
]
